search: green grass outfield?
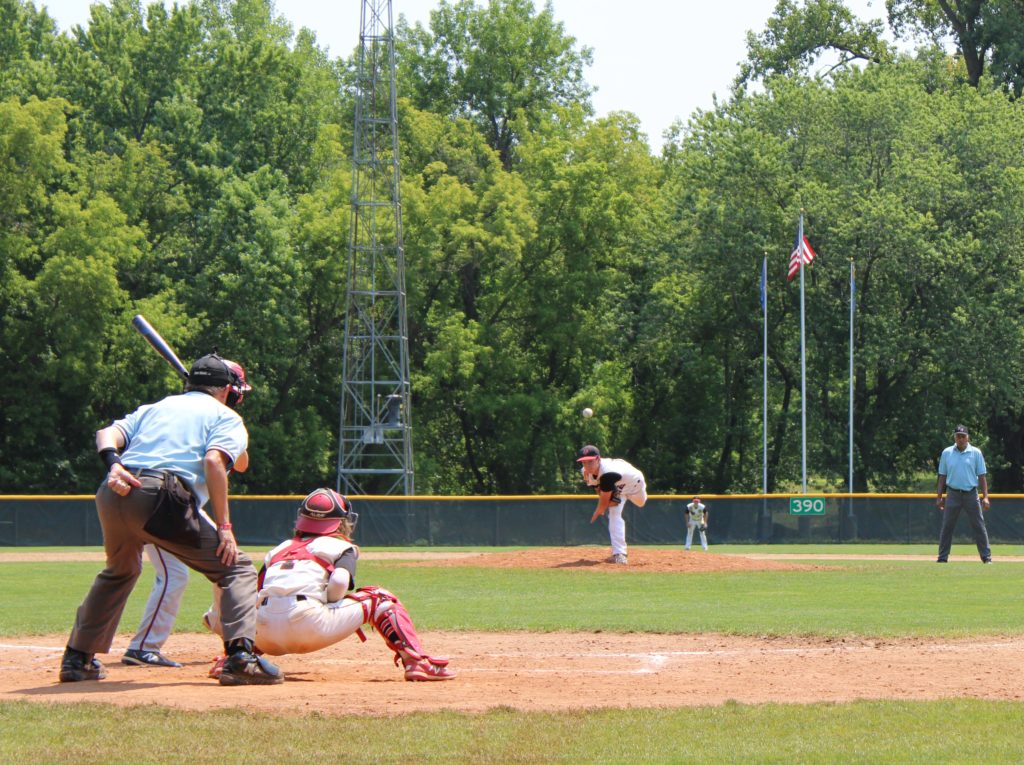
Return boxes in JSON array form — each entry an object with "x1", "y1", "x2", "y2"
[{"x1": 2, "y1": 544, "x2": 1022, "y2": 764}]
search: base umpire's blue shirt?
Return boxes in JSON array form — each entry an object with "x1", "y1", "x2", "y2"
[{"x1": 938, "y1": 443, "x2": 987, "y2": 491}]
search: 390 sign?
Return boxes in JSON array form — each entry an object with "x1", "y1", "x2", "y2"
[{"x1": 789, "y1": 497, "x2": 826, "y2": 516}]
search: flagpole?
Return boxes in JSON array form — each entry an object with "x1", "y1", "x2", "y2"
[
  {"x1": 762, "y1": 255, "x2": 768, "y2": 497},
  {"x1": 759, "y1": 253, "x2": 770, "y2": 542},
  {"x1": 848, "y1": 260, "x2": 855, "y2": 495},
  {"x1": 847, "y1": 258, "x2": 856, "y2": 540},
  {"x1": 799, "y1": 212, "x2": 807, "y2": 494}
]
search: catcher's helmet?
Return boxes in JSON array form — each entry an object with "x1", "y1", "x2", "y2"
[{"x1": 296, "y1": 488, "x2": 357, "y2": 535}]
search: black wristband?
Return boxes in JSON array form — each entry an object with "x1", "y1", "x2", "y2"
[{"x1": 99, "y1": 448, "x2": 123, "y2": 470}]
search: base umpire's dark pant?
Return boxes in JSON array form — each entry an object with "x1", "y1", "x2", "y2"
[
  {"x1": 68, "y1": 475, "x2": 257, "y2": 655},
  {"x1": 937, "y1": 487, "x2": 991, "y2": 562}
]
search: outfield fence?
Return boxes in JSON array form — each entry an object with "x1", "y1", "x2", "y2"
[{"x1": 3, "y1": 494, "x2": 1024, "y2": 547}]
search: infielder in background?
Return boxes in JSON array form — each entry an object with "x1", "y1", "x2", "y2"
[
  {"x1": 936, "y1": 424, "x2": 993, "y2": 564},
  {"x1": 122, "y1": 451, "x2": 249, "y2": 668},
  {"x1": 577, "y1": 445, "x2": 648, "y2": 565},
  {"x1": 684, "y1": 495, "x2": 709, "y2": 551},
  {"x1": 60, "y1": 353, "x2": 282, "y2": 686},
  {"x1": 204, "y1": 488, "x2": 455, "y2": 682}
]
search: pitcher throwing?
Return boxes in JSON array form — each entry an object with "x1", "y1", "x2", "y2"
[{"x1": 577, "y1": 445, "x2": 648, "y2": 565}]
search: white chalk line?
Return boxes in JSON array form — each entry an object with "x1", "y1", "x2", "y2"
[{"x1": 4, "y1": 640, "x2": 1024, "y2": 678}]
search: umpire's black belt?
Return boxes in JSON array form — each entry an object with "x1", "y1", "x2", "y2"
[
  {"x1": 948, "y1": 486, "x2": 977, "y2": 493},
  {"x1": 130, "y1": 468, "x2": 175, "y2": 480}
]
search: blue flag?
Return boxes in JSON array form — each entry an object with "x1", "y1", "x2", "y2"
[{"x1": 760, "y1": 256, "x2": 767, "y2": 313}]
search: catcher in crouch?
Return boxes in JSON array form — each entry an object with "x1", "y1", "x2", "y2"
[{"x1": 203, "y1": 488, "x2": 455, "y2": 682}]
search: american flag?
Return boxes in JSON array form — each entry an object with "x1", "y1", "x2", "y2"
[{"x1": 787, "y1": 231, "x2": 817, "y2": 281}]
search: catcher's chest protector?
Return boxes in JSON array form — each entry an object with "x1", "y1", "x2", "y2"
[
  {"x1": 269, "y1": 537, "x2": 337, "y2": 574},
  {"x1": 259, "y1": 537, "x2": 338, "y2": 588}
]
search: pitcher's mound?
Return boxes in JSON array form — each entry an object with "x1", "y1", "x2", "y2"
[{"x1": 406, "y1": 546, "x2": 821, "y2": 572}]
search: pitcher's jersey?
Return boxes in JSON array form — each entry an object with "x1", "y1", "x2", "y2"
[{"x1": 582, "y1": 458, "x2": 644, "y2": 493}]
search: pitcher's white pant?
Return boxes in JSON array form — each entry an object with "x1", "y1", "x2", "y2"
[
  {"x1": 608, "y1": 479, "x2": 649, "y2": 556},
  {"x1": 128, "y1": 544, "x2": 189, "y2": 651},
  {"x1": 685, "y1": 522, "x2": 707, "y2": 551},
  {"x1": 205, "y1": 594, "x2": 367, "y2": 656}
]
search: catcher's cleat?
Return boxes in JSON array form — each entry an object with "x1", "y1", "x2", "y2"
[
  {"x1": 404, "y1": 657, "x2": 456, "y2": 681},
  {"x1": 218, "y1": 651, "x2": 284, "y2": 686},
  {"x1": 59, "y1": 648, "x2": 107, "y2": 682},
  {"x1": 208, "y1": 655, "x2": 226, "y2": 679},
  {"x1": 122, "y1": 649, "x2": 182, "y2": 668}
]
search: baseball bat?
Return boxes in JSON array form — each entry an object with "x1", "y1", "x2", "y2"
[{"x1": 131, "y1": 314, "x2": 189, "y2": 383}]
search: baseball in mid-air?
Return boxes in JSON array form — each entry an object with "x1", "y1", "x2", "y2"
[{"x1": 581, "y1": 407, "x2": 594, "y2": 418}]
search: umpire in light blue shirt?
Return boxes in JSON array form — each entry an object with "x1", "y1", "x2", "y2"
[{"x1": 935, "y1": 425, "x2": 992, "y2": 563}]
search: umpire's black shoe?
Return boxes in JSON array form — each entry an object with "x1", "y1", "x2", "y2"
[
  {"x1": 59, "y1": 647, "x2": 108, "y2": 682},
  {"x1": 218, "y1": 651, "x2": 284, "y2": 686},
  {"x1": 122, "y1": 648, "x2": 182, "y2": 668}
]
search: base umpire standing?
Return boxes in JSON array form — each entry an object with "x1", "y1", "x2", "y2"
[
  {"x1": 935, "y1": 424, "x2": 992, "y2": 564},
  {"x1": 59, "y1": 353, "x2": 283, "y2": 685}
]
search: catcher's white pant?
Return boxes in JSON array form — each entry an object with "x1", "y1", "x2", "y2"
[
  {"x1": 128, "y1": 544, "x2": 189, "y2": 652},
  {"x1": 685, "y1": 522, "x2": 707, "y2": 551},
  {"x1": 206, "y1": 595, "x2": 368, "y2": 656},
  {"x1": 256, "y1": 595, "x2": 368, "y2": 655},
  {"x1": 607, "y1": 480, "x2": 649, "y2": 556}
]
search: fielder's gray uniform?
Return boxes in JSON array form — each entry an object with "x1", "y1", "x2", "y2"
[{"x1": 685, "y1": 500, "x2": 708, "y2": 551}]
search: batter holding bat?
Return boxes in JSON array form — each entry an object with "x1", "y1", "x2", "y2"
[
  {"x1": 60, "y1": 350, "x2": 282, "y2": 686},
  {"x1": 577, "y1": 445, "x2": 648, "y2": 565},
  {"x1": 203, "y1": 488, "x2": 455, "y2": 682}
]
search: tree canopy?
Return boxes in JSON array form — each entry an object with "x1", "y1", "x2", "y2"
[{"x1": 1, "y1": 0, "x2": 1023, "y2": 496}]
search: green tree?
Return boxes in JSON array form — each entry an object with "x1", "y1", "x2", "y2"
[
  {"x1": 888, "y1": 0, "x2": 1024, "y2": 91},
  {"x1": 398, "y1": 0, "x2": 593, "y2": 169},
  {"x1": 0, "y1": 0, "x2": 61, "y2": 99},
  {"x1": 739, "y1": 0, "x2": 893, "y2": 84},
  {"x1": 663, "y1": 61, "x2": 1024, "y2": 491}
]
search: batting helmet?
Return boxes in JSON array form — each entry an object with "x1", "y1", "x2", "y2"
[
  {"x1": 188, "y1": 353, "x2": 251, "y2": 408},
  {"x1": 222, "y1": 359, "x2": 251, "y2": 408},
  {"x1": 296, "y1": 488, "x2": 357, "y2": 535}
]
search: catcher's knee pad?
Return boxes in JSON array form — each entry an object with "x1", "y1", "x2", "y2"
[
  {"x1": 345, "y1": 586, "x2": 447, "y2": 670},
  {"x1": 344, "y1": 585, "x2": 400, "y2": 624}
]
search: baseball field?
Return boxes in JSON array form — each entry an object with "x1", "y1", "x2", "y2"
[{"x1": 2, "y1": 544, "x2": 1023, "y2": 764}]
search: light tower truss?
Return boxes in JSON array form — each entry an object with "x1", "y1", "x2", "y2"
[{"x1": 336, "y1": 0, "x2": 413, "y2": 495}]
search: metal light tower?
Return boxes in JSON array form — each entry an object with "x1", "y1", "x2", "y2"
[{"x1": 337, "y1": 0, "x2": 413, "y2": 495}]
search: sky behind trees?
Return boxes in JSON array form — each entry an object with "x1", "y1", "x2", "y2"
[{"x1": 39, "y1": 0, "x2": 890, "y2": 151}]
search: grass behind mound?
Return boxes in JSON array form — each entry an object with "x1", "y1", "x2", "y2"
[{"x1": 3, "y1": 547, "x2": 1024, "y2": 637}]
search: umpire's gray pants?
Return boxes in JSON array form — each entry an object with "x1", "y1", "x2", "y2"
[
  {"x1": 68, "y1": 476, "x2": 257, "y2": 655},
  {"x1": 937, "y1": 487, "x2": 991, "y2": 562}
]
